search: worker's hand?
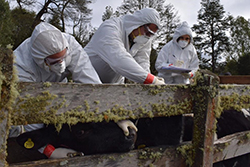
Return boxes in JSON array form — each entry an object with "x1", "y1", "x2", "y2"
[
  {"x1": 174, "y1": 60, "x2": 184, "y2": 67},
  {"x1": 50, "y1": 147, "x2": 78, "y2": 159},
  {"x1": 182, "y1": 72, "x2": 193, "y2": 78},
  {"x1": 39, "y1": 144, "x2": 78, "y2": 159},
  {"x1": 117, "y1": 120, "x2": 138, "y2": 136},
  {"x1": 152, "y1": 76, "x2": 165, "y2": 85}
]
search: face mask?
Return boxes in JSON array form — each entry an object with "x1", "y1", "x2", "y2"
[
  {"x1": 132, "y1": 27, "x2": 150, "y2": 44},
  {"x1": 178, "y1": 40, "x2": 189, "y2": 48},
  {"x1": 133, "y1": 35, "x2": 150, "y2": 44},
  {"x1": 50, "y1": 60, "x2": 66, "y2": 75}
]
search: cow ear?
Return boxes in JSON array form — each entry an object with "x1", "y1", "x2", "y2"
[{"x1": 16, "y1": 129, "x2": 49, "y2": 150}]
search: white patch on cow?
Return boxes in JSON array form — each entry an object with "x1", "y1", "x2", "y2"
[{"x1": 241, "y1": 108, "x2": 250, "y2": 118}]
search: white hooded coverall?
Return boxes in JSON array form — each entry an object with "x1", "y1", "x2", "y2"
[
  {"x1": 155, "y1": 21, "x2": 199, "y2": 84},
  {"x1": 84, "y1": 8, "x2": 161, "y2": 84},
  {"x1": 14, "y1": 22, "x2": 101, "y2": 84},
  {"x1": 13, "y1": 22, "x2": 101, "y2": 131}
]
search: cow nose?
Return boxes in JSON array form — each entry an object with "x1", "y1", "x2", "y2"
[{"x1": 125, "y1": 127, "x2": 137, "y2": 141}]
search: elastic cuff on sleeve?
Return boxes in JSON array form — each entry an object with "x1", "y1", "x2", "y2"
[
  {"x1": 143, "y1": 73, "x2": 155, "y2": 84},
  {"x1": 43, "y1": 144, "x2": 55, "y2": 158},
  {"x1": 38, "y1": 145, "x2": 46, "y2": 154},
  {"x1": 190, "y1": 72, "x2": 194, "y2": 78}
]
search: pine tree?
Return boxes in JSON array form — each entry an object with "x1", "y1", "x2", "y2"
[
  {"x1": 0, "y1": 0, "x2": 14, "y2": 47},
  {"x1": 48, "y1": 12, "x2": 63, "y2": 31},
  {"x1": 238, "y1": 53, "x2": 250, "y2": 75},
  {"x1": 102, "y1": 6, "x2": 113, "y2": 22},
  {"x1": 192, "y1": 0, "x2": 229, "y2": 73},
  {"x1": 229, "y1": 16, "x2": 250, "y2": 58},
  {"x1": 11, "y1": 8, "x2": 36, "y2": 49}
]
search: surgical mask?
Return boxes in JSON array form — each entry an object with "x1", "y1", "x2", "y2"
[
  {"x1": 50, "y1": 60, "x2": 66, "y2": 75},
  {"x1": 132, "y1": 27, "x2": 150, "y2": 44},
  {"x1": 178, "y1": 40, "x2": 189, "y2": 48},
  {"x1": 133, "y1": 35, "x2": 150, "y2": 44}
]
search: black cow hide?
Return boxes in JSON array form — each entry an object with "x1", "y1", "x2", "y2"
[{"x1": 17, "y1": 121, "x2": 137, "y2": 155}]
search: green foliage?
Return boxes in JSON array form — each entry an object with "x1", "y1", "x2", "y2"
[
  {"x1": 10, "y1": 8, "x2": 35, "y2": 49},
  {"x1": 150, "y1": 48, "x2": 158, "y2": 75},
  {"x1": 102, "y1": 6, "x2": 113, "y2": 22},
  {"x1": 48, "y1": 12, "x2": 63, "y2": 32},
  {"x1": 223, "y1": 52, "x2": 250, "y2": 75},
  {"x1": 229, "y1": 16, "x2": 250, "y2": 58},
  {"x1": 224, "y1": 58, "x2": 238, "y2": 75},
  {"x1": 0, "y1": 0, "x2": 14, "y2": 47},
  {"x1": 238, "y1": 53, "x2": 250, "y2": 75},
  {"x1": 192, "y1": 0, "x2": 229, "y2": 73},
  {"x1": 157, "y1": 3, "x2": 180, "y2": 52},
  {"x1": 51, "y1": 0, "x2": 93, "y2": 32}
]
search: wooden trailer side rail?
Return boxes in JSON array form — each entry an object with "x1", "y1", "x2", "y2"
[{"x1": 1, "y1": 47, "x2": 250, "y2": 167}]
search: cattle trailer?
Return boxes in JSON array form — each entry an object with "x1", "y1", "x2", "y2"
[{"x1": 1, "y1": 47, "x2": 250, "y2": 167}]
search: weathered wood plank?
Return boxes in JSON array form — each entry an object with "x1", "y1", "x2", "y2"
[
  {"x1": 191, "y1": 73, "x2": 219, "y2": 167},
  {"x1": 9, "y1": 144, "x2": 187, "y2": 167},
  {"x1": 0, "y1": 47, "x2": 18, "y2": 167},
  {"x1": 219, "y1": 76, "x2": 250, "y2": 84},
  {"x1": 219, "y1": 85, "x2": 250, "y2": 111},
  {"x1": 213, "y1": 130, "x2": 250, "y2": 163},
  {"x1": 12, "y1": 83, "x2": 193, "y2": 126}
]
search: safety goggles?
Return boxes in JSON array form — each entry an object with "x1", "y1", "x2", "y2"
[
  {"x1": 179, "y1": 36, "x2": 190, "y2": 41},
  {"x1": 144, "y1": 25, "x2": 156, "y2": 37},
  {"x1": 45, "y1": 56, "x2": 65, "y2": 66},
  {"x1": 45, "y1": 48, "x2": 68, "y2": 66}
]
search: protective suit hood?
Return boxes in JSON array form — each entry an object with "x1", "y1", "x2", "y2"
[
  {"x1": 30, "y1": 22, "x2": 68, "y2": 71},
  {"x1": 123, "y1": 8, "x2": 161, "y2": 37},
  {"x1": 173, "y1": 21, "x2": 193, "y2": 46}
]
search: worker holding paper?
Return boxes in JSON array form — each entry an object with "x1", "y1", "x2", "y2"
[{"x1": 155, "y1": 21, "x2": 199, "y2": 84}]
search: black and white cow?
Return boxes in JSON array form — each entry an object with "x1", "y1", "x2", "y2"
[
  {"x1": 182, "y1": 109, "x2": 250, "y2": 167},
  {"x1": 16, "y1": 121, "x2": 137, "y2": 158},
  {"x1": 16, "y1": 116, "x2": 183, "y2": 160}
]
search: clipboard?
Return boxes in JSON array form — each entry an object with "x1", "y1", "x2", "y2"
[{"x1": 160, "y1": 66, "x2": 191, "y2": 73}]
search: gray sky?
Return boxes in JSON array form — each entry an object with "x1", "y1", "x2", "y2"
[{"x1": 89, "y1": 0, "x2": 250, "y2": 28}]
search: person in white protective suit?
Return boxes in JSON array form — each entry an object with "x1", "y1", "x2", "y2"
[
  {"x1": 155, "y1": 21, "x2": 199, "y2": 84},
  {"x1": 12, "y1": 22, "x2": 137, "y2": 159},
  {"x1": 14, "y1": 22, "x2": 101, "y2": 84},
  {"x1": 84, "y1": 8, "x2": 165, "y2": 85}
]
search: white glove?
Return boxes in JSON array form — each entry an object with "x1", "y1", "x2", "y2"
[
  {"x1": 174, "y1": 60, "x2": 184, "y2": 67},
  {"x1": 182, "y1": 72, "x2": 193, "y2": 78},
  {"x1": 152, "y1": 76, "x2": 165, "y2": 85},
  {"x1": 50, "y1": 148, "x2": 78, "y2": 159},
  {"x1": 117, "y1": 120, "x2": 138, "y2": 136},
  {"x1": 39, "y1": 144, "x2": 78, "y2": 159}
]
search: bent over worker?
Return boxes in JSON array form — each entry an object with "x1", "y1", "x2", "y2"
[
  {"x1": 14, "y1": 22, "x2": 101, "y2": 84},
  {"x1": 84, "y1": 8, "x2": 165, "y2": 84}
]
